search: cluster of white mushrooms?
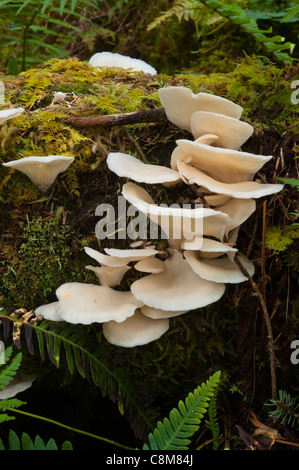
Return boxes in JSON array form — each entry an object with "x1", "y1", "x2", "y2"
[{"x1": 34, "y1": 86, "x2": 283, "y2": 348}]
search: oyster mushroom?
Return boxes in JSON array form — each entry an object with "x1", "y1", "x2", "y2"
[
  {"x1": 107, "y1": 152, "x2": 181, "y2": 184},
  {"x1": 177, "y1": 161, "x2": 284, "y2": 199},
  {"x1": 89, "y1": 51, "x2": 157, "y2": 75},
  {"x1": 54, "y1": 282, "x2": 143, "y2": 324},
  {"x1": 0, "y1": 107, "x2": 24, "y2": 125},
  {"x1": 122, "y1": 182, "x2": 230, "y2": 246},
  {"x1": 170, "y1": 139, "x2": 272, "y2": 182},
  {"x1": 85, "y1": 264, "x2": 131, "y2": 287},
  {"x1": 190, "y1": 111, "x2": 253, "y2": 149},
  {"x1": 158, "y1": 86, "x2": 243, "y2": 132},
  {"x1": 183, "y1": 251, "x2": 255, "y2": 283},
  {"x1": 130, "y1": 250, "x2": 225, "y2": 312},
  {"x1": 103, "y1": 309, "x2": 169, "y2": 347},
  {"x1": 2, "y1": 155, "x2": 74, "y2": 190}
]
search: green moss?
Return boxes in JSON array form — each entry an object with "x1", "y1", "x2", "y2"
[{"x1": 0, "y1": 210, "x2": 91, "y2": 309}]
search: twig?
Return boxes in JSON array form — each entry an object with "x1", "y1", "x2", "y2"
[
  {"x1": 64, "y1": 108, "x2": 167, "y2": 128},
  {"x1": 234, "y1": 255, "x2": 277, "y2": 400}
]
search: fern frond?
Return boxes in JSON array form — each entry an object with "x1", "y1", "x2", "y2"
[
  {"x1": 205, "y1": 393, "x2": 222, "y2": 449},
  {"x1": 0, "y1": 429, "x2": 73, "y2": 450},
  {"x1": 0, "y1": 311, "x2": 158, "y2": 439},
  {"x1": 0, "y1": 347, "x2": 22, "y2": 392},
  {"x1": 143, "y1": 371, "x2": 221, "y2": 450}
]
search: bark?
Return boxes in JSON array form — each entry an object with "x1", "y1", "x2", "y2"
[{"x1": 64, "y1": 108, "x2": 168, "y2": 128}]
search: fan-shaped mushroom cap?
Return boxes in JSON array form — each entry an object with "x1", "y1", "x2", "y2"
[
  {"x1": 216, "y1": 198, "x2": 256, "y2": 236},
  {"x1": 171, "y1": 139, "x2": 271, "y2": 183},
  {"x1": 158, "y1": 87, "x2": 243, "y2": 132},
  {"x1": 134, "y1": 256, "x2": 165, "y2": 273},
  {"x1": 190, "y1": 112, "x2": 253, "y2": 149},
  {"x1": 55, "y1": 282, "x2": 143, "y2": 324},
  {"x1": 181, "y1": 236, "x2": 237, "y2": 255},
  {"x1": 89, "y1": 52, "x2": 157, "y2": 75},
  {"x1": 85, "y1": 264, "x2": 131, "y2": 287},
  {"x1": 0, "y1": 379, "x2": 34, "y2": 400},
  {"x1": 84, "y1": 246, "x2": 129, "y2": 267},
  {"x1": 104, "y1": 247, "x2": 159, "y2": 260},
  {"x1": 0, "y1": 107, "x2": 24, "y2": 124},
  {"x1": 106, "y1": 152, "x2": 181, "y2": 184},
  {"x1": 35, "y1": 301, "x2": 62, "y2": 321},
  {"x1": 122, "y1": 182, "x2": 230, "y2": 244},
  {"x1": 141, "y1": 305, "x2": 188, "y2": 319},
  {"x1": 2, "y1": 155, "x2": 74, "y2": 190},
  {"x1": 178, "y1": 161, "x2": 284, "y2": 199},
  {"x1": 130, "y1": 250, "x2": 225, "y2": 311},
  {"x1": 184, "y1": 251, "x2": 255, "y2": 283},
  {"x1": 103, "y1": 310, "x2": 169, "y2": 347}
]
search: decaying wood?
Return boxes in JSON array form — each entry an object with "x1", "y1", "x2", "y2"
[{"x1": 64, "y1": 108, "x2": 168, "y2": 128}]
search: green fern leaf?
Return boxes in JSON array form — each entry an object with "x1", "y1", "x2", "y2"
[
  {"x1": 0, "y1": 430, "x2": 73, "y2": 450},
  {"x1": 143, "y1": 371, "x2": 221, "y2": 450},
  {"x1": 0, "y1": 313, "x2": 158, "y2": 439},
  {"x1": 0, "y1": 348, "x2": 22, "y2": 392}
]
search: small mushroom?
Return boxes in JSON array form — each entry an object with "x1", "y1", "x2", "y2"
[
  {"x1": 35, "y1": 301, "x2": 62, "y2": 321},
  {"x1": 171, "y1": 139, "x2": 272, "y2": 183},
  {"x1": 130, "y1": 250, "x2": 225, "y2": 312},
  {"x1": 84, "y1": 246, "x2": 129, "y2": 267},
  {"x1": 55, "y1": 282, "x2": 143, "y2": 324},
  {"x1": 190, "y1": 111, "x2": 253, "y2": 149},
  {"x1": 103, "y1": 309, "x2": 169, "y2": 347},
  {"x1": 89, "y1": 52, "x2": 157, "y2": 75},
  {"x1": 0, "y1": 107, "x2": 24, "y2": 125},
  {"x1": 177, "y1": 161, "x2": 284, "y2": 199},
  {"x1": 134, "y1": 256, "x2": 165, "y2": 273},
  {"x1": 184, "y1": 251, "x2": 255, "y2": 283},
  {"x1": 215, "y1": 198, "x2": 256, "y2": 237},
  {"x1": 181, "y1": 236, "x2": 237, "y2": 257},
  {"x1": 85, "y1": 264, "x2": 131, "y2": 287},
  {"x1": 2, "y1": 155, "x2": 74, "y2": 190},
  {"x1": 52, "y1": 91, "x2": 67, "y2": 104},
  {"x1": 107, "y1": 152, "x2": 181, "y2": 184},
  {"x1": 0, "y1": 379, "x2": 34, "y2": 400},
  {"x1": 158, "y1": 87, "x2": 243, "y2": 132}
]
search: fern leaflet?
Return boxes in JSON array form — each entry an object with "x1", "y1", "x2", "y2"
[{"x1": 143, "y1": 370, "x2": 221, "y2": 450}]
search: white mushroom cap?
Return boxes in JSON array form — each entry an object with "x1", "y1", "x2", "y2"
[
  {"x1": 171, "y1": 139, "x2": 272, "y2": 183},
  {"x1": 141, "y1": 305, "x2": 188, "y2": 319},
  {"x1": 89, "y1": 52, "x2": 157, "y2": 75},
  {"x1": 130, "y1": 250, "x2": 225, "y2": 311},
  {"x1": 178, "y1": 161, "x2": 284, "y2": 199},
  {"x1": 107, "y1": 152, "x2": 181, "y2": 184},
  {"x1": 104, "y1": 247, "x2": 159, "y2": 260},
  {"x1": 55, "y1": 282, "x2": 143, "y2": 324},
  {"x1": 0, "y1": 107, "x2": 24, "y2": 124},
  {"x1": 2, "y1": 155, "x2": 74, "y2": 190},
  {"x1": 184, "y1": 251, "x2": 255, "y2": 283},
  {"x1": 181, "y1": 236, "x2": 237, "y2": 255},
  {"x1": 134, "y1": 256, "x2": 165, "y2": 273},
  {"x1": 190, "y1": 111, "x2": 253, "y2": 149},
  {"x1": 85, "y1": 264, "x2": 131, "y2": 287},
  {"x1": 35, "y1": 301, "x2": 62, "y2": 321},
  {"x1": 158, "y1": 87, "x2": 243, "y2": 132},
  {"x1": 122, "y1": 182, "x2": 230, "y2": 244},
  {"x1": 103, "y1": 310, "x2": 169, "y2": 347},
  {"x1": 0, "y1": 379, "x2": 34, "y2": 400},
  {"x1": 216, "y1": 198, "x2": 256, "y2": 236}
]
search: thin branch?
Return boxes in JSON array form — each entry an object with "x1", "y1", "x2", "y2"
[
  {"x1": 64, "y1": 108, "x2": 167, "y2": 128},
  {"x1": 234, "y1": 255, "x2": 277, "y2": 400}
]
